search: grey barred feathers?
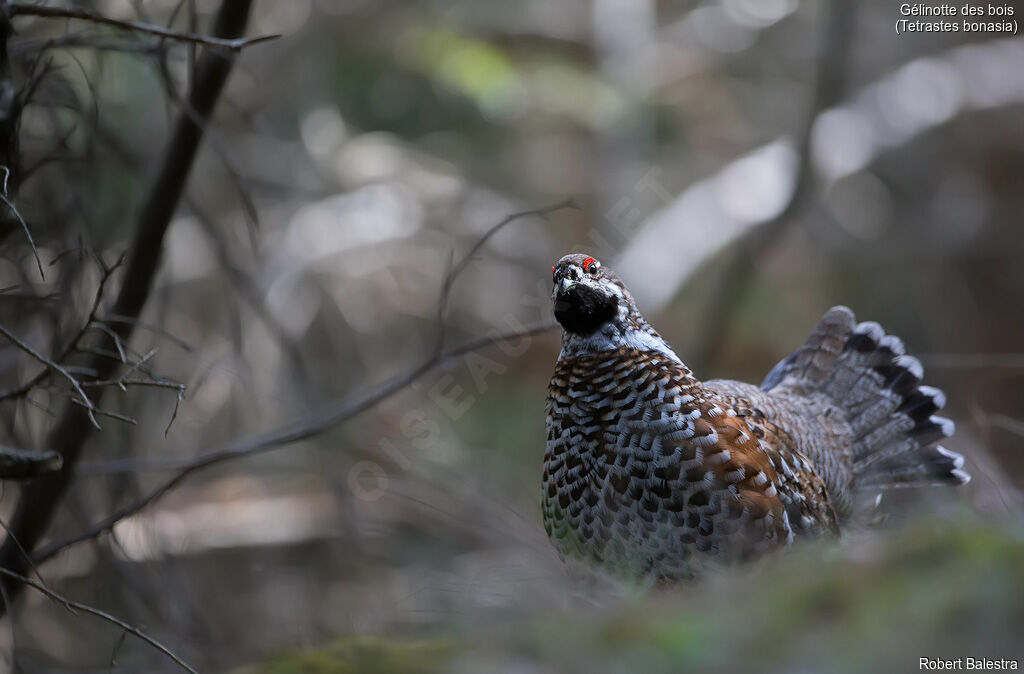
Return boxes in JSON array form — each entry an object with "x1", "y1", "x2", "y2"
[{"x1": 543, "y1": 253, "x2": 968, "y2": 581}]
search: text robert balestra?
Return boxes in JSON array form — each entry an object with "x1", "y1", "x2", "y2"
[{"x1": 921, "y1": 658, "x2": 1019, "y2": 670}]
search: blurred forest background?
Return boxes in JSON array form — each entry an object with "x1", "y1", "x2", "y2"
[{"x1": 0, "y1": 0, "x2": 1022, "y2": 672}]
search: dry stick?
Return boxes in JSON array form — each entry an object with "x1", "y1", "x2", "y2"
[
  {"x1": 104, "y1": 314, "x2": 196, "y2": 352},
  {"x1": 0, "y1": 256, "x2": 124, "y2": 403},
  {"x1": 689, "y1": 0, "x2": 855, "y2": 370},
  {"x1": 0, "y1": 0, "x2": 256, "y2": 615},
  {"x1": 12, "y1": 34, "x2": 170, "y2": 55},
  {"x1": 0, "y1": 567, "x2": 199, "y2": 674},
  {"x1": 0, "y1": 185, "x2": 44, "y2": 279},
  {"x1": 9, "y1": 2, "x2": 277, "y2": 52},
  {"x1": 0, "y1": 445, "x2": 61, "y2": 479},
  {"x1": 80, "y1": 378, "x2": 184, "y2": 392},
  {"x1": 0, "y1": 324, "x2": 100, "y2": 428}
]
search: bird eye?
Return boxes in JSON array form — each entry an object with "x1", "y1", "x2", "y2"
[{"x1": 582, "y1": 257, "x2": 600, "y2": 274}]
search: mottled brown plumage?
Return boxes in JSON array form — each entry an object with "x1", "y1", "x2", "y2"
[{"x1": 543, "y1": 254, "x2": 967, "y2": 581}]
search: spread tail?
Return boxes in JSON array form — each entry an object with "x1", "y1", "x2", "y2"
[{"x1": 761, "y1": 306, "x2": 969, "y2": 491}]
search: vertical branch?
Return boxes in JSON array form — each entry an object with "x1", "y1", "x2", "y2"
[{"x1": 0, "y1": 0, "x2": 256, "y2": 612}]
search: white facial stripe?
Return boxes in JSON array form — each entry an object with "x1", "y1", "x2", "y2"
[{"x1": 559, "y1": 323, "x2": 681, "y2": 363}]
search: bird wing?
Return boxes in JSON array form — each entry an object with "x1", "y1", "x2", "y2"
[{"x1": 705, "y1": 378, "x2": 840, "y2": 537}]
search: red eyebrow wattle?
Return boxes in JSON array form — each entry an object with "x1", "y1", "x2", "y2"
[{"x1": 582, "y1": 257, "x2": 596, "y2": 271}]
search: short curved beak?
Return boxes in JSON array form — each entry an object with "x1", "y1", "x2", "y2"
[{"x1": 555, "y1": 277, "x2": 575, "y2": 296}]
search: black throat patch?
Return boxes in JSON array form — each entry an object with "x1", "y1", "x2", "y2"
[{"x1": 554, "y1": 285, "x2": 619, "y2": 335}]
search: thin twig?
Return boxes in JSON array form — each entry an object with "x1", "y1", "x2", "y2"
[
  {"x1": 435, "y1": 198, "x2": 576, "y2": 352},
  {"x1": 0, "y1": 323, "x2": 100, "y2": 428},
  {"x1": 0, "y1": 254, "x2": 123, "y2": 403},
  {"x1": 12, "y1": 34, "x2": 169, "y2": 56},
  {"x1": 68, "y1": 399, "x2": 137, "y2": 426},
  {"x1": 0, "y1": 167, "x2": 44, "y2": 279},
  {"x1": 115, "y1": 347, "x2": 159, "y2": 386},
  {"x1": 165, "y1": 387, "x2": 184, "y2": 436},
  {"x1": 87, "y1": 322, "x2": 127, "y2": 362},
  {"x1": 0, "y1": 567, "x2": 199, "y2": 674},
  {"x1": 103, "y1": 314, "x2": 195, "y2": 352},
  {"x1": 23, "y1": 396, "x2": 56, "y2": 417},
  {"x1": 10, "y1": 2, "x2": 277, "y2": 52},
  {"x1": 80, "y1": 377, "x2": 184, "y2": 392}
]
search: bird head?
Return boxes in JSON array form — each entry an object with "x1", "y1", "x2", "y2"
[
  {"x1": 550, "y1": 254, "x2": 679, "y2": 361},
  {"x1": 551, "y1": 254, "x2": 629, "y2": 336}
]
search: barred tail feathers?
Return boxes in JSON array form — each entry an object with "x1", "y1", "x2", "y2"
[{"x1": 761, "y1": 306, "x2": 969, "y2": 490}]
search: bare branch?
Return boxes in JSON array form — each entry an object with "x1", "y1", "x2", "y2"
[
  {"x1": 435, "y1": 198, "x2": 576, "y2": 354},
  {"x1": 24, "y1": 396, "x2": 57, "y2": 417},
  {"x1": 87, "y1": 322, "x2": 127, "y2": 362},
  {"x1": 80, "y1": 377, "x2": 184, "y2": 392},
  {"x1": 0, "y1": 254, "x2": 122, "y2": 403},
  {"x1": 0, "y1": 567, "x2": 199, "y2": 674},
  {"x1": 164, "y1": 387, "x2": 184, "y2": 437},
  {"x1": 0, "y1": 445, "x2": 61, "y2": 479},
  {"x1": 68, "y1": 399, "x2": 137, "y2": 426},
  {"x1": 0, "y1": 167, "x2": 43, "y2": 279},
  {"x1": 38, "y1": 320, "x2": 557, "y2": 558},
  {"x1": 9, "y1": 2, "x2": 277, "y2": 52},
  {"x1": 103, "y1": 314, "x2": 195, "y2": 352},
  {"x1": 35, "y1": 192, "x2": 571, "y2": 555},
  {"x1": 0, "y1": 323, "x2": 101, "y2": 428},
  {"x1": 0, "y1": 0, "x2": 258, "y2": 613},
  {"x1": 12, "y1": 34, "x2": 169, "y2": 56}
]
